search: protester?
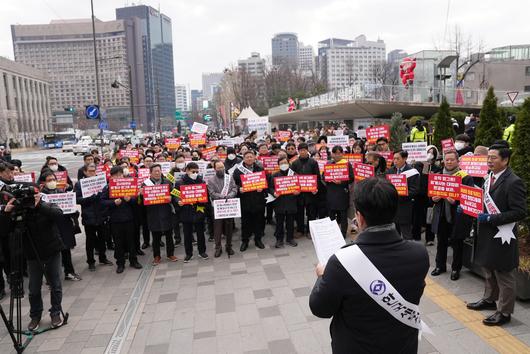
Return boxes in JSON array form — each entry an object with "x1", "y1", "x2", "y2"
[
  {"x1": 454, "y1": 134, "x2": 474, "y2": 156},
  {"x1": 77, "y1": 154, "x2": 95, "y2": 180},
  {"x1": 409, "y1": 120, "x2": 427, "y2": 142}
]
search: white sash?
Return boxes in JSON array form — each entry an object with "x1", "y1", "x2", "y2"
[
  {"x1": 287, "y1": 169, "x2": 295, "y2": 176},
  {"x1": 221, "y1": 174, "x2": 231, "y2": 197},
  {"x1": 335, "y1": 245, "x2": 431, "y2": 337},
  {"x1": 227, "y1": 165, "x2": 237, "y2": 176},
  {"x1": 401, "y1": 168, "x2": 419, "y2": 179},
  {"x1": 483, "y1": 174, "x2": 516, "y2": 245},
  {"x1": 237, "y1": 164, "x2": 253, "y2": 175}
]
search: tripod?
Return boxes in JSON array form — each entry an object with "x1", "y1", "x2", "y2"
[{"x1": 0, "y1": 210, "x2": 69, "y2": 353}]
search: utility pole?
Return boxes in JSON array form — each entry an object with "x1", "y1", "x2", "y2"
[
  {"x1": 90, "y1": 0, "x2": 103, "y2": 148},
  {"x1": 156, "y1": 84, "x2": 161, "y2": 143},
  {"x1": 128, "y1": 65, "x2": 135, "y2": 136}
]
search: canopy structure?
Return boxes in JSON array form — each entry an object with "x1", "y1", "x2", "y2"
[{"x1": 236, "y1": 106, "x2": 260, "y2": 120}]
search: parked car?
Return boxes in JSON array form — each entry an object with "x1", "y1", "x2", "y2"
[
  {"x1": 73, "y1": 141, "x2": 97, "y2": 156},
  {"x1": 61, "y1": 140, "x2": 76, "y2": 152}
]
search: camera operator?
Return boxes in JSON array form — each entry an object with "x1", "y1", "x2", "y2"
[
  {"x1": 0, "y1": 183, "x2": 65, "y2": 331},
  {"x1": 0, "y1": 162, "x2": 16, "y2": 300}
]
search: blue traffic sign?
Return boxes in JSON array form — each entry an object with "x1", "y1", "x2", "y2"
[
  {"x1": 130, "y1": 120, "x2": 137, "y2": 129},
  {"x1": 85, "y1": 105, "x2": 100, "y2": 119},
  {"x1": 98, "y1": 120, "x2": 109, "y2": 130}
]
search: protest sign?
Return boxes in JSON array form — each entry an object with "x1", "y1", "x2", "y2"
[
  {"x1": 191, "y1": 121, "x2": 209, "y2": 134},
  {"x1": 179, "y1": 183, "x2": 208, "y2": 204},
  {"x1": 316, "y1": 159, "x2": 327, "y2": 173},
  {"x1": 441, "y1": 138, "x2": 455, "y2": 154},
  {"x1": 353, "y1": 163, "x2": 375, "y2": 182},
  {"x1": 327, "y1": 135, "x2": 349, "y2": 148},
  {"x1": 202, "y1": 168, "x2": 216, "y2": 180},
  {"x1": 165, "y1": 138, "x2": 181, "y2": 150},
  {"x1": 402, "y1": 142, "x2": 428, "y2": 161},
  {"x1": 427, "y1": 174, "x2": 461, "y2": 200},
  {"x1": 54, "y1": 171, "x2": 69, "y2": 189},
  {"x1": 241, "y1": 171, "x2": 268, "y2": 192},
  {"x1": 213, "y1": 198, "x2": 241, "y2": 219},
  {"x1": 202, "y1": 146, "x2": 218, "y2": 160},
  {"x1": 385, "y1": 174, "x2": 409, "y2": 196},
  {"x1": 276, "y1": 131, "x2": 291, "y2": 142},
  {"x1": 344, "y1": 153, "x2": 363, "y2": 165},
  {"x1": 356, "y1": 129, "x2": 367, "y2": 139},
  {"x1": 189, "y1": 133, "x2": 206, "y2": 147},
  {"x1": 379, "y1": 151, "x2": 394, "y2": 168},
  {"x1": 195, "y1": 161, "x2": 209, "y2": 175},
  {"x1": 96, "y1": 164, "x2": 110, "y2": 179},
  {"x1": 297, "y1": 175, "x2": 318, "y2": 193},
  {"x1": 137, "y1": 168, "x2": 151, "y2": 187},
  {"x1": 40, "y1": 192, "x2": 76, "y2": 214},
  {"x1": 459, "y1": 155, "x2": 489, "y2": 177},
  {"x1": 118, "y1": 149, "x2": 139, "y2": 164},
  {"x1": 143, "y1": 184, "x2": 171, "y2": 206},
  {"x1": 366, "y1": 125, "x2": 390, "y2": 144},
  {"x1": 460, "y1": 185, "x2": 483, "y2": 218},
  {"x1": 80, "y1": 174, "x2": 107, "y2": 198},
  {"x1": 248, "y1": 116, "x2": 269, "y2": 138},
  {"x1": 159, "y1": 162, "x2": 172, "y2": 175},
  {"x1": 274, "y1": 176, "x2": 300, "y2": 196},
  {"x1": 324, "y1": 163, "x2": 350, "y2": 182},
  {"x1": 13, "y1": 172, "x2": 35, "y2": 183},
  {"x1": 259, "y1": 156, "x2": 279, "y2": 174},
  {"x1": 109, "y1": 178, "x2": 138, "y2": 198}
]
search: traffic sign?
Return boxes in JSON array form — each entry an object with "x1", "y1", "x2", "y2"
[
  {"x1": 98, "y1": 120, "x2": 109, "y2": 130},
  {"x1": 130, "y1": 120, "x2": 137, "y2": 129},
  {"x1": 507, "y1": 91, "x2": 519, "y2": 104},
  {"x1": 175, "y1": 110, "x2": 184, "y2": 120},
  {"x1": 203, "y1": 114, "x2": 212, "y2": 122},
  {"x1": 85, "y1": 105, "x2": 100, "y2": 119}
]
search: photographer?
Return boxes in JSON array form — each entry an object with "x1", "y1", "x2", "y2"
[
  {"x1": 0, "y1": 184, "x2": 65, "y2": 331},
  {"x1": 0, "y1": 162, "x2": 16, "y2": 300}
]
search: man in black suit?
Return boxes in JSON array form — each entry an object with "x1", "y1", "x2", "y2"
[
  {"x1": 385, "y1": 150, "x2": 420, "y2": 240},
  {"x1": 309, "y1": 178, "x2": 429, "y2": 353},
  {"x1": 467, "y1": 142, "x2": 527, "y2": 326}
]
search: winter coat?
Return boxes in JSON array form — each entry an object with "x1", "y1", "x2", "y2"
[
  {"x1": 175, "y1": 174, "x2": 207, "y2": 224},
  {"x1": 100, "y1": 184, "x2": 137, "y2": 223},
  {"x1": 291, "y1": 156, "x2": 320, "y2": 205},
  {"x1": 74, "y1": 180, "x2": 107, "y2": 226},
  {"x1": 207, "y1": 173, "x2": 238, "y2": 201},
  {"x1": 385, "y1": 164, "x2": 420, "y2": 224},
  {"x1": 270, "y1": 170, "x2": 298, "y2": 214},
  {"x1": 142, "y1": 177, "x2": 174, "y2": 232},
  {"x1": 232, "y1": 163, "x2": 266, "y2": 213},
  {"x1": 322, "y1": 160, "x2": 354, "y2": 211},
  {"x1": 41, "y1": 187, "x2": 77, "y2": 249}
]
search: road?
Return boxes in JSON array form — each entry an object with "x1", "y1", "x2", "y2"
[{"x1": 11, "y1": 148, "x2": 85, "y2": 182}]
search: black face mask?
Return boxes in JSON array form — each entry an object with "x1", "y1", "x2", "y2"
[
  {"x1": 192, "y1": 157, "x2": 199, "y2": 161},
  {"x1": 216, "y1": 170, "x2": 225, "y2": 178}
]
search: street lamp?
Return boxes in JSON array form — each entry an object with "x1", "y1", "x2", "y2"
[{"x1": 111, "y1": 65, "x2": 135, "y2": 135}]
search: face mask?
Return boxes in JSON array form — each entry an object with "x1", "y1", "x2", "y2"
[
  {"x1": 123, "y1": 168, "x2": 130, "y2": 176},
  {"x1": 427, "y1": 153, "x2": 435, "y2": 161},
  {"x1": 216, "y1": 170, "x2": 225, "y2": 178},
  {"x1": 228, "y1": 154, "x2": 236, "y2": 160},
  {"x1": 176, "y1": 162, "x2": 186, "y2": 170},
  {"x1": 454, "y1": 142, "x2": 465, "y2": 151},
  {"x1": 49, "y1": 164, "x2": 58, "y2": 172},
  {"x1": 46, "y1": 181, "x2": 57, "y2": 190},
  {"x1": 188, "y1": 172, "x2": 198, "y2": 180},
  {"x1": 192, "y1": 157, "x2": 199, "y2": 161},
  {"x1": 279, "y1": 164, "x2": 289, "y2": 171}
]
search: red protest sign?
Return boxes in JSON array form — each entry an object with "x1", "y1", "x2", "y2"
[
  {"x1": 54, "y1": 171, "x2": 68, "y2": 189},
  {"x1": 274, "y1": 176, "x2": 300, "y2": 196},
  {"x1": 459, "y1": 155, "x2": 489, "y2": 178},
  {"x1": 241, "y1": 171, "x2": 268, "y2": 192},
  {"x1": 276, "y1": 131, "x2": 291, "y2": 142},
  {"x1": 96, "y1": 164, "x2": 110, "y2": 180},
  {"x1": 179, "y1": 183, "x2": 208, "y2": 204},
  {"x1": 316, "y1": 159, "x2": 327, "y2": 173},
  {"x1": 297, "y1": 175, "x2": 318, "y2": 193},
  {"x1": 460, "y1": 185, "x2": 483, "y2": 218},
  {"x1": 189, "y1": 133, "x2": 206, "y2": 147},
  {"x1": 119, "y1": 149, "x2": 139, "y2": 164},
  {"x1": 259, "y1": 156, "x2": 279, "y2": 174},
  {"x1": 379, "y1": 151, "x2": 394, "y2": 168},
  {"x1": 427, "y1": 174, "x2": 461, "y2": 200},
  {"x1": 441, "y1": 138, "x2": 455, "y2": 154},
  {"x1": 386, "y1": 174, "x2": 409, "y2": 196},
  {"x1": 202, "y1": 146, "x2": 218, "y2": 160},
  {"x1": 324, "y1": 163, "x2": 350, "y2": 182},
  {"x1": 143, "y1": 184, "x2": 171, "y2": 205},
  {"x1": 109, "y1": 177, "x2": 139, "y2": 198},
  {"x1": 366, "y1": 125, "x2": 390, "y2": 144},
  {"x1": 353, "y1": 163, "x2": 375, "y2": 182},
  {"x1": 344, "y1": 153, "x2": 363, "y2": 165},
  {"x1": 137, "y1": 168, "x2": 151, "y2": 187},
  {"x1": 165, "y1": 138, "x2": 181, "y2": 151}
]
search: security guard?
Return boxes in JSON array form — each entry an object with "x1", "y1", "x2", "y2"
[
  {"x1": 410, "y1": 120, "x2": 427, "y2": 142},
  {"x1": 502, "y1": 115, "x2": 516, "y2": 145}
]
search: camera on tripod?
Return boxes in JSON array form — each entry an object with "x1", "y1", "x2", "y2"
[{"x1": 0, "y1": 183, "x2": 38, "y2": 210}]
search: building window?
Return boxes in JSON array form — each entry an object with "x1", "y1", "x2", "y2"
[
  {"x1": 526, "y1": 66, "x2": 530, "y2": 76},
  {"x1": 525, "y1": 85, "x2": 530, "y2": 93}
]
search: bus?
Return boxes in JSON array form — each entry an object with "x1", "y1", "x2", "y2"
[{"x1": 43, "y1": 132, "x2": 77, "y2": 149}]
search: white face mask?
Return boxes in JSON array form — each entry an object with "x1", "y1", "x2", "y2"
[
  {"x1": 188, "y1": 172, "x2": 199, "y2": 180},
  {"x1": 123, "y1": 168, "x2": 130, "y2": 176},
  {"x1": 46, "y1": 181, "x2": 57, "y2": 190},
  {"x1": 48, "y1": 164, "x2": 58, "y2": 172},
  {"x1": 454, "y1": 142, "x2": 465, "y2": 151},
  {"x1": 176, "y1": 162, "x2": 186, "y2": 170},
  {"x1": 279, "y1": 164, "x2": 290, "y2": 171},
  {"x1": 228, "y1": 154, "x2": 236, "y2": 160}
]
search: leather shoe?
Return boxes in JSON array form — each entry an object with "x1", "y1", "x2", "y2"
[
  {"x1": 466, "y1": 299, "x2": 497, "y2": 311},
  {"x1": 430, "y1": 268, "x2": 446, "y2": 276},
  {"x1": 130, "y1": 262, "x2": 143, "y2": 269},
  {"x1": 214, "y1": 248, "x2": 222, "y2": 258},
  {"x1": 240, "y1": 241, "x2": 249, "y2": 252},
  {"x1": 226, "y1": 246, "x2": 235, "y2": 256},
  {"x1": 483, "y1": 312, "x2": 511, "y2": 326},
  {"x1": 116, "y1": 265, "x2": 124, "y2": 274},
  {"x1": 255, "y1": 240, "x2": 265, "y2": 249},
  {"x1": 450, "y1": 270, "x2": 460, "y2": 281}
]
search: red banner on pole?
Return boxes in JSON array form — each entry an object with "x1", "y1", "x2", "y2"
[
  {"x1": 427, "y1": 173, "x2": 461, "y2": 200},
  {"x1": 385, "y1": 174, "x2": 409, "y2": 196},
  {"x1": 459, "y1": 155, "x2": 489, "y2": 178},
  {"x1": 240, "y1": 171, "x2": 268, "y2": 192},
  {"x1": 353, "y1": 163, "x2": 375, "y2": 182},
  {"x1": 143, "y1": 184, "x2": 171, "y2": 205},
  {"x1": 324, "y1": 163, "x2": 350, "y2": 182},
  {"x1": 109, "y1": 178, "x2": 139, "y2": 198},
  {"x1": 179, "y1": 183, "x2": 208, "y2": 204},
  {"x1": 274, "y1": 176, "x2": 300, "y2": 196},
  {"x1": 297, "y1": 175, "x2": 318, "y2": 193},
  {"x1": 366, "y1": 125, "x2": 390, "y2": 144},
  {"x1": 459, "y1": 185, "x2": 483, "y2": 218},
  {"x1": 119, "y1": 150, "x2": 140, "y2": 164}
]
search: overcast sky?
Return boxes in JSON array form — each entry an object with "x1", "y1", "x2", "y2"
[{"x1": 1, "y1": 0, "x2": 528, "y2": 89}]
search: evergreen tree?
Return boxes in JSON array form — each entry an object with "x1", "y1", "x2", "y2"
[
  {"x1": 389, "y1": 112, "x2": 407, "y2": 152},
  {"x1": 432, "y1": 97, "x2": 454, "y2": 150},
  {"x1": 474, "y1": 87, "x2": 502, "y2": 147},
  {"x1": 511, "y1": 97, "x2": 530, "y2": 223}
]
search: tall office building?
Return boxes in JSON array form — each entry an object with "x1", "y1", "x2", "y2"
[
  {"x1": 298, "y1": 43, "x2": 315, "y2": 74},
  {"x1": 271, "y1": 33, "x2": 299, "y2": 68},
  {"x1": 190, "y1": 89, "x2": 203, "y2": 112},
  {"x1": 387, "y1": 49, "x2": 408, "y2": 64},
  {"x1": 175, "y1": 84, "x2": 189, "y2": 111},
  {"x1": 238, "y1": 52, "x2": 266, "y2": 77},
  {"x1": 116, "y1": 5, "x2": 176, "y2": 132},
  {"x1": 11, "y1": 19, "x2": 130, "y2": 116},
  {"x1": 201, "y1": 73, "x2": 223, "y2": 101},
  {"x1": 317, "y1": 35, "x2": 386, "y2": 90}
]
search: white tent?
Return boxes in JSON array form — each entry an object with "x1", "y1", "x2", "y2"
[{"x1": 236, "y1": 106, "x2": 260, "y2": 120}]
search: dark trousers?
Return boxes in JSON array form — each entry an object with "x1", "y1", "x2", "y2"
[
  {"x1": 266, "y1": 204, "x2": 274, "y2": 223},
  {"x1": 213, "y1": 219, "x2": 233, "y2": 250},
  {"x1": 276, "y1": 213, "x2": 295, "y2": 242},
  {"x1": 435, "y1": 217, "x2": 464, "y2": 271},
  {"x1": 483, "y1": 267, "x2": 516, "y2": 314},
  {"x1": 183, "y1": 222, "x2": 206, "y2": 256},
  {"x1": 85, "y1": 224, "x2": 108, "y2": 265},
  {"x1": 133, "y1": 220, "x2": 141, "y2": 252},
  {"x1": 28, "y1": 252, "x2": 62, "y2": 320},
  {"x1": 111, "y1": 222, "x2": 138, "y2": 266},
  {"x1": 241, "y1": 209, "x2": 265, "y2": 242},
  {"x1": 152, "y1": 230, "x2": 174, "y2": 258},
  {"x1": 61, "y1": 249, "x2": 75, "y2": 275},
  {"x1": 173, "y1": 212, "x2": 181, "y2": 244},
  {"x1": 329, "y1": 209, "x2": 348, "y2": 238},
  {"x1": 412, "y1": 195, "x2": 435, "y2": 242},
  {"x1": 103, "y1": 222, "x2": 113, "y2": 249},
  {"x1": 296, "y1": 202, "x2": 316, "y2": 234},
  {"x1": 141, "y1": 207, "x2": 150, "y2": 245}
]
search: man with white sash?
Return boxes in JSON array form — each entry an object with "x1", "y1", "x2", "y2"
[
  {"x1": 206, "y1": 160, "x2": 238, "y2": 258},
  {"x1": 310, "y1": 178, "x2": 429, "y2": 353},
  {"x1": 467, "y1": 142, "x2": 527, "y2": 326},
  {"x1": 385, "y1": 149, "x2": 420, "y2": 240}
]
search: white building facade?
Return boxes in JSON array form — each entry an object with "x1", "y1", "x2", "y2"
[
  {"x1": 238, "y1": 52, "x2": 266, "y2": 77},
  {"x1": 175, "y1": 84, "x2": 189, "y2": 111}
]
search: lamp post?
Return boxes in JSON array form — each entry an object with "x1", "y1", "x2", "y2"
[{"x1": 111, "y1": 65, "x2": 135, "y2": 135}]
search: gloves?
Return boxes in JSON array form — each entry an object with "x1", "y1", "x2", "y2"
[
  {"x1": 456, "y1": 205, "x2": 463, "y2": 214},
  {"x1": 477, "y1": 213, "x2": 491, "y2": 223}
]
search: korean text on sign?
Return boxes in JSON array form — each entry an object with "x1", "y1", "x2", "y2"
[
  {"x1": 274, "y1": 176, "x2": 300, "y2": 196},
  {"x1": 323, "y1": 163, "x2": 350, "y2": 182},
  {"x1": 297, "y1": 175, "x2": 317, "y2": 193},
  {"x1": 259, "y1": 156, "x2": 279, "y2": 174},
  {"x1": 402, "y1": 142, "x2": 428, "y2": 161},
  {"x1": 353, "y1": 163, "x2": 374, "y2": 182},
  {"x1": 109, "y1": 177, "x2": 139, "y2": 198},
  {"x1": 165, "y1": 138, "x2": 181, "y2": 150},
  {"x1": 143, "y1": 184, "x2": 171, "y2": 206},
  {"x1": 213, "y1": 198, "x2": 242, "y2": 219},
  {"x1": 427, "y1": 173, "x2": 462, "y2": 200},
  {"x1": 40, "y1": 192, "x2": 77, "y2": 214},
  {"x1": 385, "y1": 174, "x2": 409, "y2": 196},
  {"x1": 80, "y1": 174, "x2": 107, "y2": 198},
  {"x1": 441, "y1": 139, "x2": 455, "y2": 154},
  {"x1": 344, "y1": 154, "x2": 363, "y2": 166},
  {"x1": 459, "y1": 155, "x2": 489, "y2": 177},
  {"x1": 459, "y1": 185, "x2": 483, "y2": 218},
  {"x1": 118, "y1": 149, "x2": 139, "y2": 164},
  {"x1": 189, "y1": 133, "x2": 206, "y2": 146},
  {"x1": 54, "y1": 171, "x2": 69, "y2": 189},
  {"x1": 240, "y1": 171, "x2": 268, "y2": 192},
  {"x1": 366, "y1": 125, "x2": 390, "y2": 144},
  {"x1": 179, "y1": 183, "x2": 208, "y2": 205}
]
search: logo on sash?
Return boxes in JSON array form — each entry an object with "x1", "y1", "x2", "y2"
[{"x1": 370, "y1": 280, "x2": 386, "y2": 295}]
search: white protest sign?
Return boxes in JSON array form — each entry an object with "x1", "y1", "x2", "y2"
[
  {"x1": 334, "y1": 129, "x2": 343, "y2": 136},
  {"x1": 213, "y1": 198, "x2": 241, "y2": 219},
  {"x1": 80, "y1": 174, "x2": 108, "y2": 198},
  {"x1": 327, "y1": 135, "x2": 349, "y2": 148},
  {"x1": 159, "y1": 162, "x2": 173, "y2": 175},
  {"x1": 195, "y1": 161, "x2": 209, "y2": 175},
  {"x1": 356, "y1": 129, "x2": 366, "y2": 139},
  {"x1": 13, "y1": 172, "x2": 35, "y2": 183},
  {"x1": 402, "y1": 142, "x2": 428, "y2": 161},
  {"x1": 191, "y1": 122, "x2": 209, "y2": 134},
  {"x1": 248, "y1": 116, "x2": 269, "y2": 138},
  {"x1": 202, "y1": 168, "x2": 216, "y2": 180},
  {"x1": 41, "y1": 192, "x2": 77, "y2": 214}
]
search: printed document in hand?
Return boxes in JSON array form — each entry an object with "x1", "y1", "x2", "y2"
[{"x1": 309, "y1": 218, "x2": 346, "y2": 265}]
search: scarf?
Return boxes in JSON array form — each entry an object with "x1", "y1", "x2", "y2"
[{"x1": 441, "y1": 166, "x2": 464, "y2": 223}]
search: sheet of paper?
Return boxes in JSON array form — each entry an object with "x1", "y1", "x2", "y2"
[{"x1": 309, "y1": 218, "x2": 346, "y2": 265}]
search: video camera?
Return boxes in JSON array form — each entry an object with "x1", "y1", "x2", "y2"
[{"x1": 0, "y1": 183, "x2": 38, "y2": 210}]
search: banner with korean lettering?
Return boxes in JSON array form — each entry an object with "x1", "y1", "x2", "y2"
[
  {"x1": 189, "y1": 133, "x2": 206, "y2": 147},
  {"x1": 402, "y1": 142, "x2": 428, "y2": 161},
  {"x1": 353, "y1": 163, "x2": 374, "y2": 182},
  {"x1": 96, "y1": 164, "x2": 111, "y2": 180},
  {"x1": 459, "y1": 185, "x2": 483, "y2": 218},
  {"x1": 137, "y1": 168, "x2": 151, "y2": 187},
  {"x1": 40, "y1": 192, "x2": 76, "y2": 214},
  {"x1": 316, "y1": 159, "x2": 327, "y2": 173},
  {"x1": 118, "y1": 149, "x2": 140, "y2": 164},
  {"x1": 366, "y1": 125, "x2": 390, "y2": 144},
  {"x1": 202, "y1": 146, "x2": 218, "y2": 160},
  {"x1": 80, "y1": 174, "x2": 107, "y2": 198},
  {"x1": 54, "y1": 171, "x2": 69, "y2": 189},
  {"x1": 13, "y1": 172, "x2": 35, "y2": 183},
  {"x1": 385, "y1": 174, "x2": 409, "y2": 196},
  {"x1": 165, "y1": 138, "x2": 181, "y2": 151},
  {"x1": 191, "y1": 121, "x2": 209, "y2": 134},
  {"x1": 109, "y1": 178, "x2": 138, "y2": 198},
  {"x1": 427, "y1": 174, "x2": 461, "y2": 200},
  {"x1": 459, "y1": 155, "x2": 489, "y2": 178},
  {"x1": 240, "y1": 171, "x2": 268, "y2": 192},
  {"x1": 276, "y1": 131, "x2": 291, "y2": 142},
  {"x1": 327, "y1": 135, "x2": 349, "y2": 148},
  {"x1": 324, "y1": 163, "x2": 350, "y2": 182},
  {"x1": 213, "y1": 198, "x2": 241, "y2": 219},
  {"x1": 259, "y1": 156, "x2": 279, "y2": 174},
  {"x1": 274, "y1": 176, "x2": 300, "y2": 196},
  {"x1": 158, "y1": 162, "x2": 172, "y2": 175},
  {"x1": 179, "y1": 183, "x2": 208, "y2": 204},
  {"x1": 297, "y1": 175, "x2": 318, "y2": 193},
  {"x1": 143, "y1": 184, "x2": 171, "y2": 206},
  {"x1": 344, "y1": 154, "x2": 363, "y2": 166},
  {"x1": 379, "y1": 151, "x2": 394, "y2": 168},
  {"x1": 441, "y1": 138, "x2": 455, "y2": 154}
]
